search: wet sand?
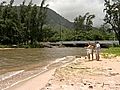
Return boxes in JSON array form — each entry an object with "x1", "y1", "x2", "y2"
[
  {"x1": 1, "y1": 56, "x2": 75, "y2": 90},
  {"x1": 3, "y1": 55, "x2": 120, "y2": 90},
  {"x1": 7, "y1": 69, "x2": 55, "y2": 90}
]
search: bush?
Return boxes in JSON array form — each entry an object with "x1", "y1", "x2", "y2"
[{"x1": 0, "y1": 45, "x2": 10, "y2": 48}]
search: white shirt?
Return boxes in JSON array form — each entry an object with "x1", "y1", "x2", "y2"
[{"x1": 96, "y1": 43, "x2": 100, "y2": 51}]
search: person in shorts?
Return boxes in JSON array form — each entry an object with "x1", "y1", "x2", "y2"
[{"x1": 85, "y1": 42, "x2": 94, "y2": 60}]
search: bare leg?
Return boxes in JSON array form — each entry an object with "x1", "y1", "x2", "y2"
[
  {"x1": 96, "y1": 54, "x2": 97, "y2": 60},
  {"x1": 96, "y1": 53, "x2": 100, "y2": 61},
  {"x1": 97, "y1": 53, "x2": 100, "y2": 61},
  {"x1": 88, "y1": 54, "x2": 90, "y2": 60},
  {"x1": 91, "y1": 52, "x2": 93, "y2": 60}
]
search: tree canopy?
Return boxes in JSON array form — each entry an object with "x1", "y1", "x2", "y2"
[
  {"x1": 74, "y1": 12, "x2": 95, "y2": 31},
  {"x1": 0, "y1": 0, "x2": 48, "y2": 45},
  {"x1": 104, "y1": 0, "x2": 120, "y2": 44},
  {"x1": 0, "y1": 0, "x2": 116, "y2": 47}
]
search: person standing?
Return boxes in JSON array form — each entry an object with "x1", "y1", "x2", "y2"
[
  {"x1": 85, "y1": 42, "x2": 94, "y2": 60},
  {"x1": 95, "y1": 42, "x2": 101, "y2": 61}
]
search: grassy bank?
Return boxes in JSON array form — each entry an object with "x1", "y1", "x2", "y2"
[
  {"x1": 103, "y1": 47, "x2": 120, "y2": 56},
  {"x1": 101, "y1": 47, "x2": 120, "y2": 58}
]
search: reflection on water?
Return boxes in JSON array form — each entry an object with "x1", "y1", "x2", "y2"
[{"x1": 0, "y1": 48, "x2": 86, "y2": 74}]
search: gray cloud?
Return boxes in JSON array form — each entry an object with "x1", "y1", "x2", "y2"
[
  {"x1": 0, "y1": 0, "x2": 105, "y2": 26},
  {"x1": 48, "y1": 0, "x2": 105, "y2": 27}
]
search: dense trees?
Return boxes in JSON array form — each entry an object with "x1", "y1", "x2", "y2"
[
  {"x1": 74, "y1": 12, "x2": 95, "y2": 31},
  {"x1": 0, "y1": 0, "x2": 115, "y2": 47},
  {"x1": 0, "y1": 0, "x2": 48, "y2": 45},
  {"x1": 104, "y1": 0, "x2": 120, "y2": 44},
  {"x1": 73, "y1": 12, "x2": 113, "y2": 41}
]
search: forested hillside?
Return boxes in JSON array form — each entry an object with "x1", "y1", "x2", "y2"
[
  {"x1": 46, "y1": 8, "x2": 74, "y2": 29},
  {"x1": 0, "y1": 0, "x2": 115, "y2": 47}
]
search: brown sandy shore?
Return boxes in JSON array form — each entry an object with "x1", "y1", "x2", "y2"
[
  {"x1": 7, "y1": 69, "x2": 56, "y2": 90},
  {"x1": 6, "y1": 55, "x2": 120, "y2": 90},
  {"x1": 1, "y1": 56, "x2": 75, "y2": 90}
]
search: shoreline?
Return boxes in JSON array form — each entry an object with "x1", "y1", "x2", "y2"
[
  {"x1": 41, "y1": 55, "x2": 120, "y2": 90},
  {"x1": 2, "y1": 55, "x2": 120, "y2": 90},
  {"x1": 7, "y1": 69, "x2": 56, "y2": 90},
  {"x1": 0, "y1": 56, "x2": 76, "y2": 90}
]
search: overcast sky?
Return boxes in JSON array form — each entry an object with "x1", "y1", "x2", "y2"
[
  {"x1": 1, "y1": 0, "x2": 105, "y2": 27},
  {"x1": 48, "y1": 0, "x2": 105, "y2": 27}
]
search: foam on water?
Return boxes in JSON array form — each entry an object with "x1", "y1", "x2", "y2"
[
  {"x1": 0, "y1": 70, "x2": 24, "y2": 81},
  {"x1": 55, "y1": 57, "x2": 66, "y2": 63},
  {"x1": 1, "y1": 69, "x2": 48, "y2": 90},
  {"x1": 0, "y1": 56, "x2": 76, "y2": 90}
]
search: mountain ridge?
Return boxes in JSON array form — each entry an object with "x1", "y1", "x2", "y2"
[{"x1": 46, "y1": 8, "x2": 74, "y2": 29}]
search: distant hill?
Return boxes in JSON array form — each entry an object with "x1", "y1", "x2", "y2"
[
  {"x1": 1, "y1": 6, "x2": 74, "y2": 30},
  {"x1": 46, "y1": 8, "x2": 74, "y2": 29}
]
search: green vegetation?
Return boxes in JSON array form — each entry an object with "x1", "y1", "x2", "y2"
[
  {"x1": 46, "y1": 9, "x2": 74, "y2": 29},
  {"x1": 73, "y1": 12, "x2": 114, "y2": 41},
  {"x1": 0, "y1": 0, "x2": 117, "y2": 48},
  {"x1": 104, "y1": 0, "x2": 120, "y2": 44},
  {"x1": 103, "y1": 47, "x2": 120, "y2": 56},
  {"x1": 0, "y1": 0, "x2": 48, "y2": 45}
]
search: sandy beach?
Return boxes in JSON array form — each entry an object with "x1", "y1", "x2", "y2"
[
  {"x1": 2, "y1": 56, "x2": 75, "y2": 90},
  {"x1": 7, "y1": 69, "x2": 56, "y2": 90},
  {"x1": 5, "y1": 55, "x2": 120, "y2": 90}
]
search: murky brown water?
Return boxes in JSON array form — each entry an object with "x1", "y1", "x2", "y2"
[
  {"x1": 0, "y1": 48, "x2": 86, "y2": 75},
  {"x1": 0, "y1": 48, "x2": 87, "y2": 90}
]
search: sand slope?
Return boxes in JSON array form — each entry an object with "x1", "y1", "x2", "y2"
[
  {"x1": 7, "y1": 69, "x2": 55, "y2": 90},
  {"x1": 41, "y1": 56, "x2": 120, "y2": 90},
  {"x1": 6, "y1": 56, "x2": 120, "y2": 90}
]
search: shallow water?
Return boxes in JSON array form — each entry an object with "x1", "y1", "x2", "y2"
[
  {"x1": 0, "y1": 48, "x2": 87, "y2": 90},
  {"x1": 0, "y1": 48, "x2": 86, "y2": 75}
]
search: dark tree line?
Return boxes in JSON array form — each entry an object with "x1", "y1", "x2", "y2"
[
  {"x1": 104, "y1": 0, "x2": 120, "y2": 44},
  {"x1": 0, "y1": 0, "x2": 48, "y2": 45},
  {"x1": 0, "y1": 0, "x2": 117, "y2": 46}
]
